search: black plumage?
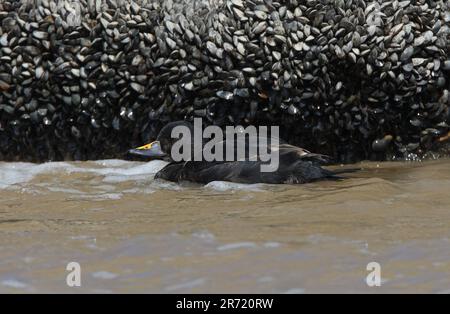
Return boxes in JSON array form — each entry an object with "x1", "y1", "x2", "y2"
[{"x1": 129, "y1": 121, "x2": 359, "y2": 184}]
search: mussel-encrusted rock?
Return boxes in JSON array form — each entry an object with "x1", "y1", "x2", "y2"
[{"x1": 0, "y1": 0, "x2": 449, "y2": 162}]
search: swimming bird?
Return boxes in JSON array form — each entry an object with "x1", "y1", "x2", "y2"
[{"x1": 128, "y1": 121, "x2": 358, "y2": 184}]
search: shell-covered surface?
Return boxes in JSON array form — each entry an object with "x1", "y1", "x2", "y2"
[{"x1": 0, "y1": 0, "x2": 449, "y2": 162}]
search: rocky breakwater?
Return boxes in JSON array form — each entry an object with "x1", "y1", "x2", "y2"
[{"x1": 0, "y1": 0, "x2": 449, "y2": 162}]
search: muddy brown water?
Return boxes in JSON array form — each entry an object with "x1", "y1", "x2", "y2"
[{"x1": 0, "y1": 159, "x2": 449, "y2": 293}]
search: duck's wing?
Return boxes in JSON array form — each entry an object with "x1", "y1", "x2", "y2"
[
  {"x1": 210, "y1": 136, "x2": 332, "y2": 165},
  {"x1": 157, "y1": 159, "x2": 280, "y2": 184},
  {"x1": 217, "y1": 136, "x2": 286, "y2": 160},
  {"x1": 192, "y1": 161, "x2": 262, "y2": 184},
  {"x1": 278, "y1": 143, "x2": 333, "y2": 165},
  {"x1": 154, "y1": 163, "x2": 186, "y2": 182},
  {"x1": 154, "y1": 161, "x2": 239, "y2": 183}
]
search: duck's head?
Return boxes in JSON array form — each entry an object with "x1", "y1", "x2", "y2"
[{"x1": 128, "y1": 121, "x2": 195, "y2": 160}]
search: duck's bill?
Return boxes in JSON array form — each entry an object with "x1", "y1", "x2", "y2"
[{"x1": 128, "y1": 141, "x2": 167, "y2": 159}]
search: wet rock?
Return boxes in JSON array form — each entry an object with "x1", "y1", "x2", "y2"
[{"x1": 0, "y1": 0, "x2": 448, "y2": 163}]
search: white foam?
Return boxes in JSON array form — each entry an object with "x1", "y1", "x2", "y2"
[
  {"x1": 90, "y1": 160, "x2": 168, "y2": 177},
  {"x1": 1, "y1": 279, "x2": 28, "y2": 289},
  {"x1": 0, "y1": 160, "x2": 269, "y2": 192},
  {"x1": 93, "y1": 160, "x2": 168, "y2": 184},
  {"x1": 264, "y1": 242, "x2": 282, "y2": 248},
  {"x1": 164, "y1": 278, "x2": 206, "y2": 292},
  {"x1": 0, "y1": 160, "x2": 168, "y2": 189},
  {"x1": 102, "y1": 174, "x2": 150, "y2": 183},
  {"x1": 205, "y1": 181, "x2": 264, "y2": 192},
  {"x1": 91, "y1": 271, "x2": 119, "y2": 280},
  {"x1": 217, "y1": 242, "x2": 257, "y2": 251},
  {"x1": 0, "y1": 162, "x2": 76, "y2": 189},
  {"x1": 92, "y1": 159, "x2": 134, "y2": 167},
  {"x1": 94, "y1": 193, "x2": 123, "y2": 200},
  {"x1": 192, "y1": 231, "x2": 216, "y2": 242},
  {"x1": 46, "y1": 186, "x2": 84, "y2": 194}
]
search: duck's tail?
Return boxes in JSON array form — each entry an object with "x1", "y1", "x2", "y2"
[{"x1": 325, "y1": 167, "x2": 361, "y2": 180}]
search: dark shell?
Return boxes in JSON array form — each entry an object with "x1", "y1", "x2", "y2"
[{"x1": 0, "y1": 0, "x2": 448, "y2": 163}]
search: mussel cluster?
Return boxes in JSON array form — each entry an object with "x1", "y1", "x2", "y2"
[{"x1": 0, "y1": 0, "x2": 449, "y2": 162}]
